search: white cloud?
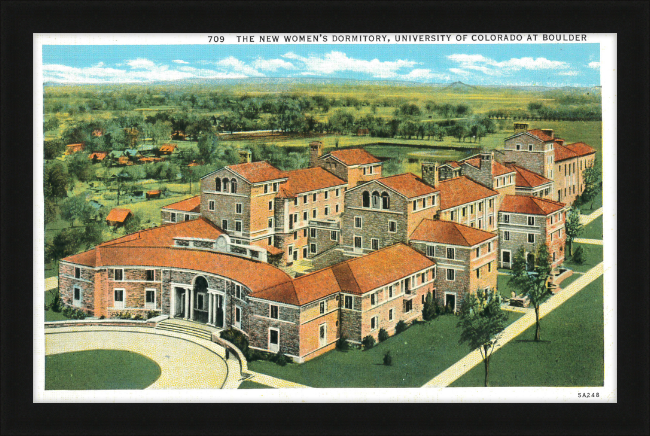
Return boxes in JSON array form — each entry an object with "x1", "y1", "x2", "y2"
[
  {"x1": 172, "y1": 59, "x2": 189, "y2": 64},
  {"x1": 214, "y1": 56, "x2": 264, "y2": 77},
  {"x1": 447, "y1": 53, "x2": 570, "y2": 77},
  {"x1": 126, "y1": 58, "x2": 156, "y2": 69},
  {"x1": 558, "y1": 70, "x2": 580, "y2": 76},
  {"x1": 283, "y1": 51, "x2": 417, "y2": 79},
  {"x1": 588, "y1": 61, "x2": 600, "y2": 69},
  {"x1": 252, "y1": 58, "x2": 294, "y2": 71},
  {"x1": 449, "y1": 68, "x2": 470, "y2": 76},
  {"x1": 400, "y1": 69, "x2": 449, "y2": 82}
]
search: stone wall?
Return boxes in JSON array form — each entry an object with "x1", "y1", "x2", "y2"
[
  {"x1": 58, "y1": 262, "x2": 96, "y2": 314},
  {"x1": 248, "y1": 298, "x2": 301, "y2": 357}
]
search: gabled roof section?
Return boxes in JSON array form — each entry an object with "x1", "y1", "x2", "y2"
[
  {"x1": 61, "y1": 248, "x2": 98, "y2": 267},
  {"x1": 565, "y1": 142, "x2": 596, "y2": 157},
  {"x1": 440, "y1": 161, "x2": 461, "y2": 169},
  {"x1": 322, "y1": 148, "x2": 382, "y2": 166},
  {"x1": 436, "y1": 176, "x2": 499, "y2": 210},
  {"x1": 279, "y1": 167, "x2": 346, "y2": 197},
  {"x1": 410, "y1": 219, "x2": 496, "y2": 247},
  {"x1": 527, "y1": 129, "x2": 554, "y2": 142},
  {"x1": 162, "y1": 195, "x2": 201, "y2": 213},
  {"x1": 227, "y1": 161, "x2": 287, "y2": 184},
  {"x1": 106, "y1": 208, "x2": 132, "y2": 223},
  {"x1": 100, "y1": 217, "x2": 223, "y2": 248},
  {"x1": 377, "y1": 173, "x2": 438, "y2": 199},
  {"x1": 461, "y1": 156, "x2": 515, "y2": 177},
  {"x1": 554, "y1": 143, "x2": 579, "y2": 162},
  {"x1": 505, "y1": 164, "x2": 552, "y2": 188},
  {"x1": 500, "y1": 195, "x2": 566, "y2": 215}
]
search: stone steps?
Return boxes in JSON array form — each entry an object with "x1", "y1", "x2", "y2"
[{"x1": 155, "y1": 319, "x2": 216, "y2": 341}]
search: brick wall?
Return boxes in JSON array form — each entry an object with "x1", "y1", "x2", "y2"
[
  {"x1": 438, "y1": 196, "x2": 498, "y2": 232},
  {"x1": 248, "y1": 298, "x2": 301, "y2": 357},
  {"x1": 298, "y1": 294, "x2": 340, "y2": 359},
  {"x1": 58, "y1": 262, "x2": 96, "y2": 314},
  {"x1": 201, "y1": 170, "x2": 252, "y2": 238},
  {"x1": 307, "y1": 225, "x2": 339, "y2": 259}
]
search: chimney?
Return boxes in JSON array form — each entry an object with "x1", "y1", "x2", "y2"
[
  {"x1": 513, "y1": 122, "x2": 529, "y2": 134},
  {"x1": 541, "y1": 129, "x2": 554, "y2": 139},
  {"x1": 421, "y1": 161, "x2": 439, "y2": 188},
  {"x1": 238, "y1": 149, "x2": 252, "y2": 164},
  {"x1": 309, "y1": 141, "x2": 323, "y2": 168}
]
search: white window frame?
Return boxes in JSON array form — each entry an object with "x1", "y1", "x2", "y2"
[
  {"x1": 444, "y1": 292, "x2": 458, "y2": 312},
  {"x1": 171, "y1": 212, "x2": 177, "y2": 223},
  {"x1": 235, "y1": 220, "x2": 243, "y2": 234},
  {"x1": 319, "y1": 323, "x2": 327, "y2": 347},
  {"x1": 113, "y1": 288, "x2": 125, "y2": 309},
  {"x1": 310, "y1": 242, "x2": 317, "y2": 254},
  {"x1": 235, "y1": 306, "x2": 242, "y2": 329},
  {"x1": 370, "y1": 315, "x2": 379, "y2": 331},
  {"x1": 504, "y1": 230, "x2": 510, "y2": 241},
  {"x1": 303, "y1": 211, "x2": 308, "y2": 221},
  {"x1": 501, "y1": 249, "x2": 512, "y2": 267},
  {"x1": 344, "y1": 295, "x2": 354, "y2": 309},
  {"x1": 236, "y1": 203, "x2": 243, "y2": 214},
  {"x1": 446, "y1": 247, "x2": 455, "y2": 260},
  {"x1": 222, "y1": 219, "x2": 228, "y2": 230},
  {"x1": 324, "y1": 190, "x2": 329, "y2": 200},
  {"x1": 427, "y1": 245, "x2": 435, "y2": 257},
  {"x1": 145, "y1": 269, "x2": 155, "y2": 281},
  {"x1": 73, "y1": 286, "x2": 82, "y2": 307},
  {"x1": 371, "y1": 238, "x2": 379, "y2": 250},
  {"x1": 235, "y1": 284, "x2": 242, "y2": 299},
  {"x1": 145, "y1": 288, "x2": 157, "y2": 310},
  {"x1": 320, "y1": 300, "x2": 326, "y2": 314},
  {"x1": 528, "y1": 216, "x2": 535, "y2": 226},
  {"x1": 324, "y1": 206, "x2": 330, "y2": 216},
  {"x1": 268, "y1": 217, "x2": 274, "y2": 229},
  {"x1": 114, "y1": 268, "x2": 124, "y2": 281},
  {"x1": 528, "y1": 233, "x2": 535, "y2": 243},
  {"x1": 270, "y1": 304, "x2": 279, "y2": 319},
  {"x1": 354, "y1": 216, "x2": 362, "y2": 228},
  {"x1": 312, "y1": 208, "x2": 317, "y2": 219},
  {"x1": 268, "y1": 200, "x2": 273, "y2": 211},
  {"x1": 208, "y1": 200, "x2": 215, "y2": 211},
  {"x1": 446, "y1": 268, "x2": 456, "y2": 281},
  {"x1": 388, "y1": 308, "x2": 394, "y2": 321},
  {"x1": 336, "y1": 188, "x2": 340, "y2": 197},
  {"x1": 330, "y1": 231, "x2": 337, "y2": 241},
  {"x1": 74, "y1": 267, "x2": 81, "y2": 279},
  {"x1": 268, "y1": 327, "x2": 280, "y2": 352},
  {"x1": 310, "y1": 228, "x2": 317, "y2": 238},
  {"x1": 388, "y1": 220, "x2": 397, "y2": 233}
]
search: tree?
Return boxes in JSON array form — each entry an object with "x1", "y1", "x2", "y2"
[
  {"x1": 197, "y1": 133, "x2": 218, "y2": 164},
  {"x1": 44, "y1": 139, "x2": 65, "y2": 160},
  {"x1": 60, "y1": 194, "x2": 94, "y2": 227},
  {"x1": 124, "y1": 212, "x2": 143, "y2": 234},
  {"x1": 44, "y1": 163, "x2": 71, "y2": 200},
  {"x1": 422, "y1": 291, "x2": 437, "y2": 321},
  {"x1": 44, "y1": 198, "x2": 58, "y2": 226},
  {"x1": 150, "y1": 120, "x2": 173, "y2": 145},
  {"x1": 509, "y1": 243, "x2": 553, "y2": 342},
  {"x1": 457, "y1": 288, "x2": 508, "y2": 387},
  {"x1": 81, "y1": 222, "x2": 104, "y2": 249},
  {"x1": 67, "y1": 152, "x2": 95, "y2": 182},
  {"x1": 582, "y1": 159, "x2": 601, "y2": 210},
  {"x1": 45, "y1": 227, "x2": 83, "y2": 262},
  {"x1": 564, "y1": 206, "x2": 583, "y2": 256}
]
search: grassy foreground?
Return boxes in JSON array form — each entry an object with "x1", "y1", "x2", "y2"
[
  {"x1": 238, "y1": 380, "x2": 273, "y2": 389},
  {"x1": 45, "y1": 350, "x2": 161, "y2": 390},
  {"x1": 248, "y1": 311, "x2": 521, "y2": 388},
  {"x1": 451, "y1": 275, "x2": 604, "y2": 387}
]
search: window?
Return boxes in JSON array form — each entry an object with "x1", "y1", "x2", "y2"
[
  {"x1": 381, "y1": 192, "x2": 390, "y2": 209},
  {"x1": 209, "y1": 200, "x2": 215, "y2": 211},
  {"x1": 235, "y1": 284, "x2": 241, "y2": 299},
  {"x1": 215, "y1": 178, "x2": 221, "y2": 192},
  {"x1": 362, "y1": 191, "x2": 370, "y2": 208},
  {"x1": 427, "y1": 245, "x2": 435, "y2": 257},
  {"x1": 344, "y1": 295, "x2": 353, "y2": 309},
  {"x1": 462, "y1": 207, "x2": 467, "y2": 217},
  {"x1": 324, "y1": 206, "x2": 330, "y2": 216},
  {"x1": 273, "y1": 182, "x2": 279, "y2": 192},
  {"x1": 432, "y1": 267, "x2": 436, "y2": 280},
  {"x1": 354, "y1": 217, "x2": 362, "y2": 228},
  {"x1": 268, "y1": 236, "x2": 273, "y2": 245},
  {"x1": 470, "y1": 205, "x2": 474, "y2": 214},
  {"x1": 528, "y1": 216, "x2": 535, "y2": 226},
  {"x1": 478, "y1": 202, "x2": 483, "y2": 212},
  {"x1": 450, "y1": 211, "x2": 455, "y2": 221},
  {"x1": 268, "y1": 217, "x2": 273, "y2": 228},
  {"x1": 432, "y1": 195, "x2": 437, "y2": 206},
  {"x1": 74, "y1": 267, "x2": 81, "y2": 279},
  {"x1": 488, "y1": 242, "x2": 493, "y2": 252},
  {"x1": 412, "y1": 200, "x2": 417, "y2": 211},
  {"x1": 235, "y1": 220, "x2": 242, "y2": 233},
  {"x1": 114, "y1": 289, "x2": 125, "y2": 309},
  {"x1": 422, "y1": 197, "x2": 427, "y2": 208},
  {"x1": 388, "y1": 309, "x2": 394, "y2": 321},
  {"x1": 294, "y1": 198, "x2": 298, "y2": 206},
  {"x1": 171, "y1": 212, "x2": 177, "y2": 223},
  {"x1": 404, "y1": 300, "x2": 413, "y2": 313},
  {"x1": 231, "y1": 179, "x2": 237, "y2": 194},
  {"x1": 476, "y1": 268, "x2": 480, "y2": 279},
  {"x1": 371, "y1": 316, "x2": 378, "y2": 330},
  {"x1": 264, "y1": 184, "x2": 269, "y2": 194},
  {"x1": 268, "y1": 200, "x2": 273, "y2": 211},
  {"x1": 488, "y1": 262, "x2": 492, "y2": 272},
  {"x1": 371, "y1": 239, "x2": 379, "y2": 250},
  {"x1": 335, "y1": 204, "x2": 340, "y2": 213},
  {"x1": 388, "y1": 221, "x2": 397, "y2": 233},
  {"x1": 313, "y1": 193, "x2": 317, "y2": 202},
  {"x1": 330, "y1": 231, "x2": 337, "y2": 241},
  {"x1": 236, "y1": 203, "x2": 242, "y2": 214},
  {"x1": 145, "y1": 289, "x2": 156, "y2": 309},
  {"x1": 528, "y1": 233, "x2": 535, "y2": 243},
  {"x1": 270, "y1": 305, "x2": 279, "y2": 319},
  {"x1": 421, "y1": 272, "x2": 426, "y2": 283},
  {"x1": 528, "y1": 144, "x2": 533, "y2": 151},
  {"x1": 502, "y1": 251, "x2": 511, "y2": 264},
  {"x1": 324, "y1": 190, "x2": 329, "y2": 200},
  {"x1": 145, "y1": 269, "x2": 154, "y2": 281},
  {"x1": 312, "y1": 209, "x2": 317, "y2": 219},
  {"x1": 222, "y1": 219, "x2": 228, "y2": 230},
  {"x1": 303, "y1": 195, "x2": 308, "y2": 204},
  {"x1": 303, "y1": 229, "x2": 308, "y2": 237},
  {"x1": 372, "y1": 191, "x2": 380, "y2": 209},
  {"x1": 185, "y1": 214, "x2": 190, "y2": 221},
  {"x1": 489, "y1": 199, "x2": 493, "y2": 208},
  {"x1": 363, "y1": 167, "x2": 367, "y2": 175},
  {"x1": 114, "y1": 269, "x2": 123, "y2": 281},
  {"x1": 447, "y1": 269, "x2": 455, "y2": 281},
  {"x1": 516, "y1": 143, "x2": 521, "y2": 150},
  {"x1": 310, "y1": 243, "x2": 317, "y2": 254},
  {"x1": 422, "y1": 294, "x2": 426, "y2": 304},
  {"x1": 502, "y1": 213, "x2": 509, "y2": 223},
  {"x1": 235, "y1": 306, "x2": 241, "y2": 328},
  {"x1": 371, "y1": 293, "x2": 377, "y2": 306},
  {"x1": 447, "y1": 247, "x2": 455, "y2": 259},
  {"x1": 223, "y1": 178, "x2": 230, "y2": 193},
  {"x1": 293, "y1": 231, "x2": 298, "y2": 240},
  {"x1": 320, "y1": 301, "x2": 326, "y2": 314},
  {"x1": 388, "y1": 285, "x2": 393, "y2": 298},
  {"x1": 288, "y1": 245, "x2": 294, "y2": 257},
  {"x1": 73, "y1": 287, "x2": 81, "y2": 307},
  {"x1": 476, "y1": 247, "x2": 480, "y2": 257},
  {"x1": 308, "y1": 228, "x2": 316, "y2": 238},
  {"x1": 336, "y1": 188, "x2": 340, "y2": 197},
  {"x1": 303, "y1": 211, "x2": 308, "y2": 221}
]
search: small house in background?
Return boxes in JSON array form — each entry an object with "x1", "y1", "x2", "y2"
[
  {"x1": 65, "y1": 143, "x2": 85, "y2": 155},
  {"x1": 187, "y1": 161, "x2": 200, "y2": 167},
  {"x1": 159, "y1": 144, "x2": 177, "y2": 155},
  {"x1": 138, "y1": 156, "x2": 164, "y2": 164},
  {"x1": 146, "y1": 190, "x2": 162, "y2": 199},
  {"x1": 172, "y1": 130, "x2": 186, "y2": 140},
  {"x1": 124, "y1": 149, "x2": 142, "y2": 161},
  {"x1": 138, "y1": 144, "x2": 159, "y2": 157},
  {"x1": 356, "y1": 128, "x2": 370, "y2": 136},
  {"x1": 106, "y1": 208, "x2": 133, "y2": 227},
  {"x1": 117, "y1": 156, "x2": 134, "y2": 166},
  {"x1": 88, "y1": 151, "x2": 108, "y2": 163},
  {"x1": 92, "y1": 129, "x2": 104, "y2": 137}
]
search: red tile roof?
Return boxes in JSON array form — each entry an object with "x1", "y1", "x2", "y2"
[
  {"x1": 554, "y1": 143, "x2": 578, "y2": 162},
  {"x1": 446, "y1": 161, "x2": 461, "y2": 168},
  {"x1": 257, "y1": 268, "x2": 342, "y2": 306},
  {"x1": 147, "y1": 190, "x2": 161, "y2": 195},
  {"x1": 436, "y1": 176, "x2": 499, "y2": 210},
  {"x1": 565, "y1": 142, "x2": 596, "y2": 157},
  {"x1": 410, "y1": 219, "x2": 497, "y2": 247},
  {"x1": 461, "y1": 156, "x2": 515, "y2": 177},
  {"x1": 279, "y1": 167, "x2": 346, "y2": 197},
  {"x1": 88, "y1": 152, "x2": 108, "y2": 161},
  {"x1": 159, "y1": 144, "x2": 177, "y2": 153},
  {"x1": 527, "y1": 129, "x2": 554, "y2": 142},
  {"x1": 326, "y1": 148, "x2": 382, "y2": 166},
  {"x1": 500, "y1": 195, "x2": 566, "y2": 215},
  {"x1": 162, "y1": 195, "x2": 201, "y2": 213},
  {"x1": 105, "y1": 208, "x2": 132, "y2": 223},
  {"x1": 228, "y1": 161, "x2": 287, "y2": 184},
  {"x1": 378, "y1": 173, "x2": 438, "y2": 199},
  {"x1": 100, "y1": 217, "x2": 223, "y2": 248},
  {"x1": 505, "y1": 164, "x2": 552, "y2": 188}
]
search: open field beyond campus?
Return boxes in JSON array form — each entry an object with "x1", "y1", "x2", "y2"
[{"x1": 247, "y1": 311, "x2": 522, "y2": 388}]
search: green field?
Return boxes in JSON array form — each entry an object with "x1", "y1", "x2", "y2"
[
  {"x1": 580, "y1": 215, "x2": 604, "y2": 240},
  {"x1": 248, "y1": 311, "x2": 522, "y2": 388},
  {"x1": 44, "y1": 289, "x2": 71, "y2": 321},
  {"x1": 451, "y1": 276, "x2": 604, "y2": 387},
  {"x1": 564, "y1": 243, "x2": 603, "y2": 273},
  {"x1": 238, "y1": 380, "x2": 273, "y2": 389},
  {"x1": 45, "y1": 350, "x2": 161, "y2": 390}
]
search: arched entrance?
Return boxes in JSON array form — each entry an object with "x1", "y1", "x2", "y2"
[{"x1": 193, "y1": 276, "x2": 209, "y2": 323}]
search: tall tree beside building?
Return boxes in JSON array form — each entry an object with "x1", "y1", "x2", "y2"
[
  {"x1": 457, "y1": 288, "x2": 508, "y2": 387},
  {"x1": 44, "y1": 162, "x2": 71, "y2": 201},
  {"x1": 60, "y1": 194, "x2": 94, "y2": 227},
  {"x1": 581, "y1": 159, "x2": 601, "y2": 210},
  {"x1": 565, "y1": 206, "x2": 583, "y2": 256},
  {"x1": 509, "y1": 243, "x2": 553, "y2": 342}
]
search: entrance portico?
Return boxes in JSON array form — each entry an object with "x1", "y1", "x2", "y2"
[{"x1": 170, "y1": 280, "x2": 225, "y2": 329}]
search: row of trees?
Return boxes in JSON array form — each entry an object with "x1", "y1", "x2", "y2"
[{"x1": 487, "y1": 102, "x2": 602, "y2": 121}]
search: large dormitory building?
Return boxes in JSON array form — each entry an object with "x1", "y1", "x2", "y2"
[{"x1": 58, "y1": 125, "x2": 593, "y2": 362}]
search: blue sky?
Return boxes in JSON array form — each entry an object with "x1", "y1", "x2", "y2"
[{"x1": 42, "y1": 44, "x2": 600, "y2": 87}]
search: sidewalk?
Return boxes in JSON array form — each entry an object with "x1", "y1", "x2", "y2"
[
  {"x1": 45, "y1": 277, "x2": 58, "y2": 291},
  {"x1": 422, "y1": 261, "x2": 604, "y2": 388},
  {"x1": 245, "y1": 370, "x2": 311, "y2": 388},
  {"x1": 579, "y1": 207, "x2": 603, "y2": 226},
  {"x1": 574, "y1": 238, "x2": 603, "y2": 245}
]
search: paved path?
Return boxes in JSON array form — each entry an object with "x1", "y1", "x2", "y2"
[
  {"x1": 422, "y1": 261, "x2": 604, "y2": 388},
  {"x1": 45, "y1": 277, "x2": 58, "y2": 291},
  {"x1": 574, "y1": 238, "x2": 603, "y2": 245},
  {"x1": 245, "y1": 370, "x2": 310, "y2": 389},
  {"x1": 579, "y1": 207, "x2": 603, "y2": 225},
  {"x1": 45, "y1": 326, "x2": 238, "y2": 389}
]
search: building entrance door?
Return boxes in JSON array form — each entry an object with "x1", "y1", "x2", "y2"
[
  {"x1": 445, "y1": 294, "x2": 456, "y2": 313},
  {"x1": 215, "y1": 295, "x2": 224, "y2": 328},
  {"x1": 354, "y1": 236, "x2": 362, "y2": 253}
]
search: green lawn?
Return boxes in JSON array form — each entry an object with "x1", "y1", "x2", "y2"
[
  {"x1": 564, "y1": 243, "x2": 603, "y2": 273},
  {"x1": 248, "y1": 311, "x2": 522, "y2": 388},
  {"x1": 45, "y1": 350, "x2": 162, "y2": 390},
  {"x1": 451, "y1": 275, "x2": 604, "y2": 387},
  {"x1": 45, "y1": 289, "x2": 71, "y2": 322},
  {"x1": 238, "y1": 380, "x2": 273, "y2": 389},
  {"x1": 580, "y1": 214, "x2": 603, "y2": 240},
  {"x1": 578, "y1": 190, "x2": 603, "y2": 214}
]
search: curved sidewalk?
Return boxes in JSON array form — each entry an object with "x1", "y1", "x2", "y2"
[
  {"x1": 579, "y1": 207, "x2": 603, "y2": 225},
  {"x1": 45, "y1": 326, "x2": 239, "y2": 389},
  {"x1": 422, "y1": 262, "x2": 604, "y2": 388}
]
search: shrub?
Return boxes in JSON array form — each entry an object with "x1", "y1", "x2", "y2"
[
  {"x1": 146, "y1": 310, "x2": 158, "y2": 319},
  {"x1": 49, "y1": 289, "x2": 62, "y2": 312},
  {"x1": 422, "y1": 291, "x2": 437, "y2": 321},
  {"x1": 99, "y1": 315, "x2": 105, "y2": 319},
  {"x1": 573, "y1": 246, "x2": 585, "y2": 264},
  {"x1": 336, "y1": 335, "x2": 350, "y2": 351},
  {"x1": 383, "y1": 351, "x2": 392, "y2": 366},
  {"x1": 378, "y1": 328, "x2": 389, "y2": 342},
  {"x1": 133, "y1": 314, "x2": 144, "y2": 321},
  {"x1": 248, "y1": 349, "x2": 272, "y2": 362},
  {"x1": 395, "y1": 320, "x2": 408, "y2": 334},
  {"x1": 220, "y1": 328, "x2": 250, "y2": 358},
  {"x1": 272, "y1": 351, "x2": 291, "y2": 366},
  {"x1": 62, "y1": 306, "x2": 87, "y2": 320},
  {"x1": 361, "y1": 335, "x2": 375, "y2": 350}
]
